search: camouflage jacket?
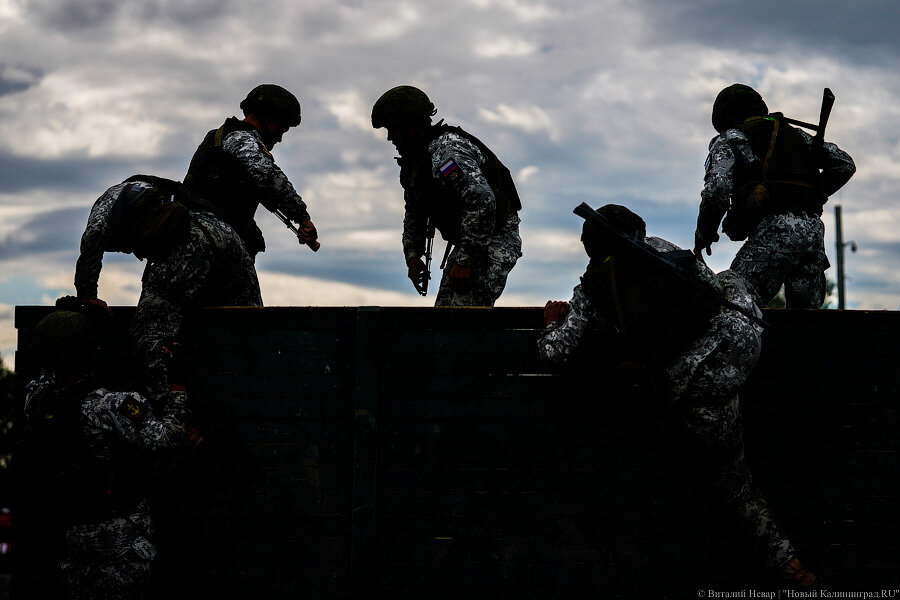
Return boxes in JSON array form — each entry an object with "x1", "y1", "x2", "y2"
[
  {"x1": 219, "y1": 125, "x2": 310, "y2": 224},
  {"x1": 402, "y1": 128, "x2": 511, "y2": 268},
  {"x1": 25, "y1": 372, "x2": 188, "y2": 459},
  {"x1": 538, "y1": 238, "x2": 763, "y2": 402}
]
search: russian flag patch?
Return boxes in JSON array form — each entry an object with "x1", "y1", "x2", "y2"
[{"x1": 439, "y1": 159, "x2": 459, "y2": 178}]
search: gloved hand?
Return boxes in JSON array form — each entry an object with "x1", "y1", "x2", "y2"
[
  {"x1": 297, "y1": 219, "x2": 320, "y2": 251},
  {"x1": 448, "y1": 263, "x2": 472, "y2": 293},
  {"x1": 693, "y1": 230, "x2": 719, "y2": 261},
  {"x1": 543, "y1": 301, "x2": 569, "y2": 325},
  {"x1": 407, "y1": 257, "x2": 428, "y2": 294}
]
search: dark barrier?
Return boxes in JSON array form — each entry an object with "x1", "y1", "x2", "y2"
[{"x1": 12, "y1": 306, "x2": 900, "y2": 598}]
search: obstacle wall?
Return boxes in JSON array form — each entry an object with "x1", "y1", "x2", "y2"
[{"x1": 12, "y1": 306, "x2": 900, "y2": 598}]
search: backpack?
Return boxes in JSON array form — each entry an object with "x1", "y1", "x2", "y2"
[{"x1": 108, "y1": 175, "x2": 192, "y2": 259}]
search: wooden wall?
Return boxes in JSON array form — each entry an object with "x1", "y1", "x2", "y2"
[{"x1": 12, "y1": 306, "x2": 899, "y2": 598}]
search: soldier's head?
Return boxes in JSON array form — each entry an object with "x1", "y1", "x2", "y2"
[
  {"x1": 240, "y1": 84, "x2": 302, "y2": 149},
  {"x1": 581, "y1": 204, "x2": 646, "y2": 259},
  {"x1": 712, "y1": 84, "x2": 769, "y2": 133},
  {"x1": 371, "y1": 86, "x2": 437, "y2": 155},
  {"x1": 29, "y1": 308, "x2": 96, "y2": 376}
]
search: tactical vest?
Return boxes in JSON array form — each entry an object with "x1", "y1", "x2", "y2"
[
  {"x1": 723, "y1": 117, "x2": 821, "y2": 240},
  {"x1": 399, "y1": 124, "x2": 521, "y2": 244},
  {"x1": 22, "y1": 382, "x2": 145, "y2": 526},
  {"x1": 183, "y1": 117, "x2": 267, "y2": 254},
  {"x1": 580, "y1": 250, "x2": 721, "y2": 366}
]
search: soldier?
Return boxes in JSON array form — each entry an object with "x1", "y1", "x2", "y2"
[
  {"x1": 371, "y1": 86, "x2": 522, "y2": 306},
  {"x1": 693, "y1": 83, "x2": 855, "y2": 308},
  {"x1": 539, "y1": 204, "x2": 818, "y2": 587},
  {"x1": 129, "y1": 197, "x2": 262, "y2": 407},
  {"x1": 18, "y1": 303, "x2": 187, "y2": 599},
  {"x1": 182, "y1": 83, "x2": 318, "y2": 258},
  {"x1": 74, "y1": 175, "x2": 191, "y2": 309}
]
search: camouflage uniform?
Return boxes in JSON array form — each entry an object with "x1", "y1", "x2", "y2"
[
  {"x1": 697, "y1": 127, "x2": 855, "y2": 308},
  {"x1": 130, "y1": 210, "x2": 261, "y2": 404},
  {"x1": 538, "y1": 237, "x2": 796, "y2": 567},
  {"x1": 74, "y1": 180, "x2": 155, "y2": 300},
  {"x1": 402, "y1": 128, "x2": 522, "y2": 306},
  {"x1": 183, "y1": 118, "x2": 311, "y2": 256},
  {"x1": 23, "y1": 372, "x2": 187, "y2": 599}
]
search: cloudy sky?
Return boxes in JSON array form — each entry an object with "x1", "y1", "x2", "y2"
[{"x1": 1, "y1": 0, "x2": 898, "y2": 368}]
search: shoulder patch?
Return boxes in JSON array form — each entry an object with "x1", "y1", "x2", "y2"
[
  {"x1": 439, "y1": 159, "x2": 459, "y2": 179},
  {"x1": 704, "y1": 155, "x2": 711, "y2": 172},
  {"x1": 117, "y1": 394, "x2": 147, "y2": 423}
]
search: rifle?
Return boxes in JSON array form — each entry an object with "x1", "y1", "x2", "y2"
[
  {"x1": 419, "y1": 219, "x2": 435, "y2": 296},
  {"x1": 772, "y1": 88, "x2": 835, "y2": 198},
  {"x1": 573, "y1": 203, "x2": 769, "y2": 328},
  {"x1": 273, "y1": 209, "x2": 320, "y2": 252},
  {"x1": 771, "y1": 88, "x2": 834, "y2": 141}
]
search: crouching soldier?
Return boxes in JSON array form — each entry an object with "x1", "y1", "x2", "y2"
[
  {"x1": 538, "y1": 204, "x2": 818, "y2": 587},
  {"x1": 17, "y1": 301, "x2": 188, "y2": 599}
]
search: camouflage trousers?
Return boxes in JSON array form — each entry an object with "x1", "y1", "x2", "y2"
[
  {"x1": 131, "y1": 211, "x2": 262, "y2": 405},
  {"x1": 679, "y1": 346, "x2": 796, "y2": 567},
  {"x1": 731, "y1": 212, "x2": 829, "y2": 309},
  {"x1": 435, "y1": 224, "x2": 522, "y2": 307},
  {"x1": 60, "y1": 502, "x2": 155, "y2": 599}
]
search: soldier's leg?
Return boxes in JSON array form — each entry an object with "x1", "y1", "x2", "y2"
[
  {"x1": 784, "y1": 217, "x2": 828, "y2": 309},
  {"x1": 130, "y1": 222, "x2": 215, "y2": 405},
  {"x1": 730, "y1": 235, "x2": 788, "y2": 308},
  {"x1": 194, "y1": 212, "x2": 262, "y2": 306},
  {"x1": 435, "y1": 227, "x2": 521, "y2": 307},
  {"x1": 681, "y1": 394, "x2": 796, "y2": 567},
  {"x1": 61, "y1": 513, "x2": 154, "y2": 599}
]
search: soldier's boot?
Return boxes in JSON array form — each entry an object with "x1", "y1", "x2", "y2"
[{"x1": 779, "y1": 557, "x2": 819, "y2": 589}]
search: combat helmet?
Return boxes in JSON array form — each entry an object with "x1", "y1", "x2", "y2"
[
  {"x1": 581, "y1": 204, "x2": 646, "y2": 259},
  {"x1": 240, "y1": 84, "x2": 302, "y2": 127},
  {"x1": 371, "y1": 86, "x2": 436, "y2": 129},
  {"x1": 712, "y1": 84, "x2": 769, "y2": 133},
  {"x1": 29, "y1": 310, "x2": 95, "y2": 367}
]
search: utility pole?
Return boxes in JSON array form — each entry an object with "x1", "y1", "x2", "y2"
[{"x1": 834, "y1": 204, "x2": 857, "y2": 309}]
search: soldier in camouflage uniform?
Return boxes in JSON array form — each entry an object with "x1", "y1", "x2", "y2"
[
  {"x1": 694, "y1": 83, "x2": 855, "y2": 308},
  {"x1": 372, "y1": 86, "x2": 522, "y2": 306},
  {"x1": 539, "y1": 205, "x2": 817, "y2": 587},
  {"x1": 129, "y1": 205, "x2": 262, "y2": 406},
  {"x1": 20, "y1": 306, "x2": 187, "y2": 599},
  {"x1": 75, "y1": 178, "x2": 156, "y2": 301},
  {"x1": 182, "y1": 84, "x2": 318, "y2": 258}
]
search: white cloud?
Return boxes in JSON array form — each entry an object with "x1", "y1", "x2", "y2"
[
  {"x1": 517, "y1": 165, "x2": 539, "y2": 183},
  {"x1": 259, "y1": 270, "x2": 430, "y2": 307},
  {"x1": 324, "y1": 89, "x2": 380, "y2": 134},
  {"x1": 473, "y1": 36, "x2": 537, "y2": 59},
  {"x1": 478, "y1": 103, "x2": 558, "y2": 140}
]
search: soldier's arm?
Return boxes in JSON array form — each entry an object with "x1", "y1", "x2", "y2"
[
  {"x1": 402, "y1": 185, "x2": 427, "y2": 263},
  {"x1": 223, "y1": 129, "x2": 312, "y2": 224},
  {"x1": 797, "y1": 129, "x2": 856, "y2": 197},
  {"x1": 537, "y1": 284, "x2": 602, "y2": 365},
  {"x1": 97, "y1": 389, "x2": 188, "y2": 451},
  {"x1": 74, "y1": 184, "x2": 126, "y2": 299},
  {"x1": 695, "y1": 133, "x2": 741, "y2": 252},
  {"x1": 433, "y1": 139, "x2": 494, "y2": 267}
]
